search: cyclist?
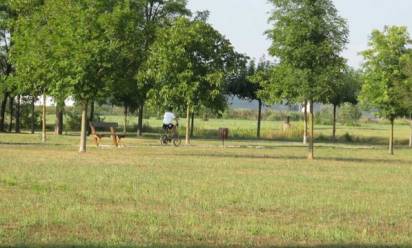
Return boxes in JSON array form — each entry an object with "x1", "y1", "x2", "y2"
[{"x1": 162, "y1": 108, "x2": 177, "y2": 132}]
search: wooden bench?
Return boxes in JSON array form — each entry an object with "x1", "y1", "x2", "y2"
[{"x1": 89, "y1": 122, "x2": 125, "y2": 147}]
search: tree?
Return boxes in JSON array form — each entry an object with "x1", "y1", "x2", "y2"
[
  {"x1": 248, "y1": 59, "x2": 273, "y2": 139},
  {"x1": 267, "y1": 0, "x2": 348, "y2": 159},
  {"x1": 143, "y1": 17, "x2": 238, "y2": 145},
  {"x1": 360, "y1": 26, "x2": 411, "y2": 155},
  {"x1": 326, "y1": 67, "x2": 361, "y2": 141},
  {"x1": 400, "y1": 50, "x2": 412, "y2": 147},
  {"x1": 135, "y1": 0, "x2": 190, "y2": 136}
]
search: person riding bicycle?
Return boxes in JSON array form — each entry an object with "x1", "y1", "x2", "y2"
[{"x1": 162, "y1": 108, "x2": 178, "y2": 132}]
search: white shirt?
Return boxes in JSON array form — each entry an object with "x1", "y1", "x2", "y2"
[{"x1": 163, "y1": 112, "x2": 176, "y2": 124}]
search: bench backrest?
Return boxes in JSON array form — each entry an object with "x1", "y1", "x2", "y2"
[{"x1": 91, "y1": 122, "x2": 118, "y2": 129}]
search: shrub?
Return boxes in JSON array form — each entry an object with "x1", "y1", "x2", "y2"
[
  {"x1": 315, "y1": 106, "x2": 333, "y2": 125},
  {"x1": 339, "y1": 103, "x2": 362, "y2": 126}
]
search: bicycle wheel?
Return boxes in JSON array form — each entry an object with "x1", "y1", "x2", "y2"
[
  {"x1": 160, "y1": 135, "x2": 169, "y2": 145},
  {"x1": 172, "y1": 134, "x2": 181, "y2": 147}
]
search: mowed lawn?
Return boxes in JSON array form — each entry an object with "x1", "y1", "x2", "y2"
[{"x1": 1, "y1": 134, "x2": 412, "y2": 247}]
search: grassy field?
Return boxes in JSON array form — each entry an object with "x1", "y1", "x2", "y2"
[{"x1": 1, "y1": 133, "x2": 412, "y2": 247}]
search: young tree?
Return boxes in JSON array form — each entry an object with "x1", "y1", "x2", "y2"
[
  {"x1": 135, "y1": 0, "x2": 190, "y2": 136},
  {"x1": 267, "y1": 0, "x2": 348, "y2": 159},
  {"x1": 248, "y1": 59, "x2": 274, "y2": 139},
  {"x1": 360, "y1": 26, "x2": 411, "y2": 155},
  {"x1": 326, "y1": 67, "x2": 361, "y2": 140},
  {"x1": 143, "y1": 17, "x2": 238, "y2": 145},
  {"x1": 400, "y1": 50, "x2": 412, "y2": 147}
]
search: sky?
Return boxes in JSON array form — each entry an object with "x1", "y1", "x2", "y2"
[{"x1": 187, "y1": 0, "x2": 412, "y2": 68}]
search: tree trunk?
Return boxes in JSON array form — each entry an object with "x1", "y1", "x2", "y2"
[
  {"x1": 31, "y1": 96, "x2": 36, "y2": 134},
  {"x1": 123, "y1": 104, "x2": 128, "y2": 135},
  {"x1": 15, "y1": 95, "x2": 21, "y2": 133},
  {"x1": 88, "y1": 100, "x2": 94, "y2": 135},
  {"x1": 257, "y1": 99, "x2": 262, "y2": 139},
  {"x1": 190, "y1": 111, "x2": 195, "y2": 138},
  {"x1": 303, "y1": 101, "x2": 308, "y2": 145},
  {"x1": 55, "y1": 103, "x2": 64, "y2": 135},
  {"x1": 137, "y1": 104, "x2": 144, "y2": 136},
  {"x1": 8, "y1": 96, "x2": 14, "y2": 133},
  {"x1": 41, "y1": 94, "x2": 47, "y2": 143},
  {"x1": 409, "y1": 114, "x2": 412, "y2": 148},
  {"x1": 79, "y1": 102, "x2": 88, "y2": 153},
  {"x1": 332, "y1": 104, "x2": 337, "y2": 141},
  {"x1": 185, "y1": 104, "x2": 191, "y2": 145},
  {"x1": 308, "y1": 100, "x2": 314, "y2": 160},
  {"x1": 0, "y1": 92, "x2": 8, "y2": 132},
  {"x1": 389, "y1": 118, "x2": 394, "y2": 155}
]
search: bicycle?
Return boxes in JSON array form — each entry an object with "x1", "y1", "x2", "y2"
[{"x1": 160, "y1": 121, "x2": 181, "y2": 147}]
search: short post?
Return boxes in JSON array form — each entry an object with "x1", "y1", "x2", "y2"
[{"x1": 219, "y1": 128, "x2": 229, "y2": 147}]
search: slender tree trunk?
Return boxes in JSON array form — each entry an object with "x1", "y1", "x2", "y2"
[
  {"x1": 123, "y1": 104, "x2": 128, "y2": 135},
  {"x1": 15, "y1": 95, "x2": 21, "y2": 133},
  {"x1": 31, "y1": 96, "x2": 36, "y2": 134},
  {"x1": 303, "y1": 101, "x2": 308, "y2": 145},
  {"x1": 257, "y1": 99, "x2": 262, "y2": 139},
  {"x1": 55, "y1": 103, "x2": 64, "y2": 135},
  {"x1": 137, "y1": 104, "x2": 144, "y2": 136},
  {"x1": 88, "y1": 100, "x2": 94, "y2": 135},
  {"x1": 0, "y1": 92, "x2": 8, "y2": 132},
  {"x1": 8, "y1": 96, "x2": 14, "y2": 133},
  {"x1": 409, "y1": 114, "x2": 412, "y2": 148},
  {"x1": 308, "y1": 100, "x2": 314, "y2": 160},
  {"x1": 332, "y1": 104, "x2": 337, "y2": 141},
  {"x1": 79, "y1": 101, "x2": 88, "y2": 153},
  {"x1": 190, "y1": 111, "x2": 195, "y2": 138},
  {"x1": 41, "y1": 94, "x2": 47, "y2": 143},
  {"x1": 389, "y1": 118, "x2": 394, "y2": 155},
  {"x1": 185, "y1": 104, "x2": 191, "y2": 145}
]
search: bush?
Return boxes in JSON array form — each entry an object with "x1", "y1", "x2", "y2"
[
  {"x1": 65, "y1": 107, "x2": 82, "y2": 131},
  {"x1": 339, "y1": 103, "x2": 362, "y2": 126},
  {"x1": 315, "y1": 106, "x2": 333, "y2": 125}
]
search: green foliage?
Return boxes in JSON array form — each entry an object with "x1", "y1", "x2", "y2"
[
  {"x1": 360, "y1": 26, "x2": 411, "y2": 120},
  {"x1": 267, "y1": 0, "x2": 348, "y2": 103},
  {"x1": 143, "y1": 17, "x2": 238, "y2": 113},
  {"x1": 339, "y1": 103, "x2": 362, "y2": 126}
]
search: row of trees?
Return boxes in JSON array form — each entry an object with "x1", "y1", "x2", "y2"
[{"x1": 1, "y1": 0, "x2": 411, "y2": 158}]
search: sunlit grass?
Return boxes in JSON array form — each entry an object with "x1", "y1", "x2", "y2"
[{"x1": 1, "y1": 133, "x2": 412, "y2": 247}]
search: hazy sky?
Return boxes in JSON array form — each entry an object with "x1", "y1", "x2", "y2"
[{"x1": 187, "y1": 0, "x2": 412, "y2": 68}]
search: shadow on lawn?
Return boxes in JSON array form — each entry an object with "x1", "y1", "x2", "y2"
[
  {"x1": 1, "y1": 244, "x2": 411, "y2": 248},
  {"x1": 170, "y1": 152, "x2": 412, "y2": 166}
]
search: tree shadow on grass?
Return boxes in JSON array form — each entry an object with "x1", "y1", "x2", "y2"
[
  {"x1": 1, "y1": 244, "x2": 411, "y2": 248},
  {"x1": 168, "y1": 152, "x2": 412, "y2": 166}
]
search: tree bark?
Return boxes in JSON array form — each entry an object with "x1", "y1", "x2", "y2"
[
  {"x1": 332, "y1": 104, "x2": 337, "y2": 142},
  {"x1": 257, "y1": 99, "x2": 262, "y2": 139},
  {"x1": 0, "y1": 92, "x2": 8, "y2": 132},
  {"x1": 123, "y1": 103, "x2": 128, "y2": 135},
  {"x1": 303, "y1": 101, "x2": 308, "y2": 145},
  {"x1": 88, "y1": 100, "x2": 94, "y2": 135},
  {"x1": 308, "y1": 100, "x2": 315, "y2": 160},
  {"x1": 389, "y1": 118, "x2": 394, "y2": 155},
  {"x1": 55, "y1": 103, "x2": 64, "y2": 135},
  {"x1": 31, "y1": 96, "x2": 36, "y2": 134},
  {"x1": 8, "y1": 96, "x2": 14, "y2": 133},
  {"x1": 185, "y1": 104, "x2": 191, "y2": 145},
  {"x1": 137, "y1": 104, "x2": 144, "y2": 136},
  {"x1": 190, "y1": 111, "x2": 195, "y2": 138},
  {"x1": 41, "y1": 94, "x2": 47, "y2": 143},
  {"x1": 79, "y1": 102, "x2": 88, "y2": 153},
  {"x1": 15, "y1": 95, "x2": 21, "y2": 133}
]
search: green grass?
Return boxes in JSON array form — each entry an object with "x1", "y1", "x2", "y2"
[{"x1": 1, "y1": 133, "x2": 412, "y2": 247}]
